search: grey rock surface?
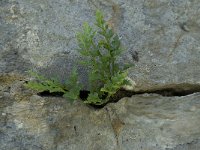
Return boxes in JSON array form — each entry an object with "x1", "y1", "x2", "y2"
[
  {"x1": 107, "y1": 94, "x2": 200, "y2": 150},
  {"x1": 1, "y1": 0, "x2": 200, "y2": 91},
  {"x1": 1, "y1": 0, "x2": 200, "y2": 149},
  {"x1": 0, "y1": 74, "x2": 200, "y2": 150}
]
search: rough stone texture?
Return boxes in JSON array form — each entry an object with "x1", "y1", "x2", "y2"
[
  {"x1": 108, "y1": 94, "x2": 200, "y2": 150},
  {"x1": 1, "y1": 0, "x2": 200, "y2": 90},
  {"x1": 1, "y1": 0, "x2": 200, "y2": 149},
  {"x1": 0, "y1": 75, "x2": 200, "y2": 150},
  {"x1": 125, "y1": 0, "x2": 200, "y2": 92}
]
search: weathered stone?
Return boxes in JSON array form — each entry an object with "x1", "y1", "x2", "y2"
[
  {"x1": 1, "y1": 0, "x2": 200, "y2": 149},
  {"x1": 0, "y1": 77, "x2": 200, "y2": 150},
  {"x1": 125, "y1": 0, "x2": 200, "y2": 92},
  {"x1": 1, "y1": 0, "x2": 200, "y2": 91},
  {"x1": 107, "y1": 93, "x2": 200, "y2": 150},
  {"x1": 0, "y1": 78, "x2": 116, "y2": 150}
]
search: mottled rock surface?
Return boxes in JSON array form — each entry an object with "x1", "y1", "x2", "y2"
[
  {"x1": 108, "y1": 94, "x2": 200, "y2": 150},
  {"x1": 1, "y1": 0, "x2": 200, "y2": 149},
  {"x1": 0, "y1": 75, "x2": 200, "y2": 150},
  {"x1": 1, "y1": 0, "x2": 200, "y2": 90}
]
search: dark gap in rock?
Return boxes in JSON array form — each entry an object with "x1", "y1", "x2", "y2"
[
  {"x1": 37, "y1": 86, "x2": 200, "y2": 108},
  {"x1": 38, "y1": 90, "x2": 91, "y2": 100},
  {"x1": 38, "y1": 91, "x2": 64, "y2": 97},
  {"x1": 145, "y1": 88, "x2": 199, "y2": 97},
  {"x1": 91, "y1": 87, "x2": 200, "y2": 109},
  {"x1": 79, "y1": 90, "x2": 90, "y2": 100}
]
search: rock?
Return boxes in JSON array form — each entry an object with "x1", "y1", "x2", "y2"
[
  {"x1": 125, "y1": 0, "x2": 200, "y2": 92},
  {"x1": 107, "y1": 93, "x2": 200, "y2": 150},
  {"x1": 0, "y1": 78, "x2": 116, "y2": 150},
  {"x1": 1, "y1": 0, "x2": 200, "y2": 149},
  {"x1": 0, "y1": 76, "x2": 200, "y2": 150},
  {"x1": 1, "y1": 0, "x2": 200, "y2": 91}
]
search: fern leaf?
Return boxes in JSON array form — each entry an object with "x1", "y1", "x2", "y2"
[{"x1": 84, "y1": 93, "x2": 102, "y2": 104}]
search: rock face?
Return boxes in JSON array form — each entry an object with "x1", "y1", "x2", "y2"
[
  {"x1": 0, "y1": 76, "x2": 200, "y2": 150},
  {"x1": 110, "y1": 94, "x2": 200, "y2": 150},
  {"x1": 1, "y1": 0, "x2": 200, "y2": 149},
  {"x1": 1, "y1": 0, "x2": 200, "y2": 90}
]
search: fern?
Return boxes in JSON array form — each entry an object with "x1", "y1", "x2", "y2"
[
  {"x1": 62, "y1": 68, "x2": 82, "y2": 102},
  {"x1": 101, "y1": 71, "x2": 129, "y2": 96},
  {"x1": 25, "y1": 71, "x2": 66, "y2": 93},
  {"x1": 25, "y1": 10, "x2": 133, "y2": 105},
  {"x1": 77, "y1": 10, "x2": 132, "y2": 104},
  {"x1": 84, "y1": 93, "x2": 102, "y2": 104},
  {"x1": 25, "y1": 68, "x2": 82, "y2": 102}
]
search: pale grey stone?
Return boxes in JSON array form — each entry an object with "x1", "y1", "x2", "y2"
[
  {"x1": 1, "y1": 0, "x2": 200, "y2": 149},
  {"x1": 1, "y1": 0, "x2": 200, "y2": 91},
  {"x1": 0, "y1": 78, "x2": 200, "y2": 150}
]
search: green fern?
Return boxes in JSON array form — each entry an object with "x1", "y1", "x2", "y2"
[
  {"x1": 25, "y1": 10, "x2": 133, "y2": 105},
  {"x1": 101, "y1": 71, "x2": 129, "y2": 96},
  {"x1": 62, "y1": 68, "x2": 83, "y2": 102},
  {"x1": 25, "y1": 71, "x2": 66, "y2": 93},
  {"x1": 77, "y1": 10, "x2": 132, "y2": 104},
  {"x1": 84, "y1": 93, "x2": 102, "y2": 104},
  {"x1": 25, "y1": 68, "x2": 82, "y2": 102}
]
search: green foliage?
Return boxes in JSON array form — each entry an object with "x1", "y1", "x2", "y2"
[
  {"x1": 25, "y1": 68, "x2": 82, "y2": 103},
  {"x1": 84, "y1": 93, "x2": 102, "y2": 105},
  {"x1": 25, "y1": 10, "x2": 132, "y2": 105},
  {"x1": 76, "y1": 10, "x2": 131, "y2": 104},
  {"x1": 101, "y1": 71, "x2": 129, "y2": 96},
  {"x1": 62, "y1": 68, "x2": 83, "y2": 102},
  {"x1": 25, "y1": 71, "x2": 66, "y2": 93}
]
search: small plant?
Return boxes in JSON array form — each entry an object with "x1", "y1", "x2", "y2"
[
  {"x1": 25, "y1": 10, "x2": 132, "y2": 106},
  {"x1": 25, "y1": 68, "x2": 82, "y2": 102}
]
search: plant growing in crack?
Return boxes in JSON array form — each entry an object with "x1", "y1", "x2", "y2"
[{"x1": 25, "y1": 10, "x2": 133, "y2": 106}]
